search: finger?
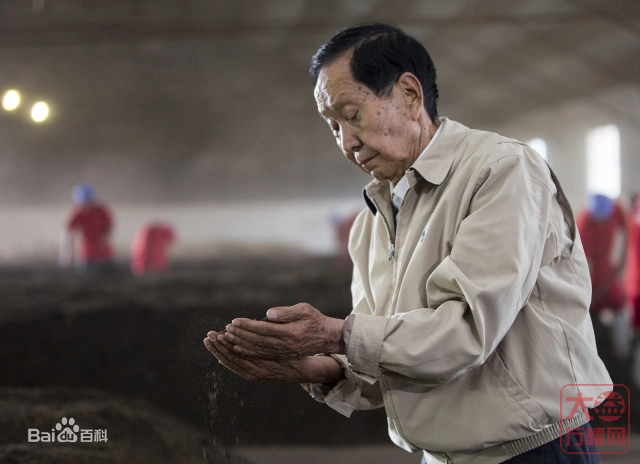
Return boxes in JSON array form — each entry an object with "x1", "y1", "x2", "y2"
[
  {"x1": 223, "y1": 335, "x2": 265, "y2": 358},
  {"x1": 225, "y1": 324, "x2": 284, "y2": 349},
  {"x1": 214, "y1": 335, "x2": 245, "y2": 363},
  {"x1": 217, "y1": 335, "x2": 272, "y2": 358},
  {"x1": 215, "y1": 333, "x2": 246, "y2": 355},
  {"x1": 214, "y1": 337, "x2": 271, "y2": 382},
  {"x1": 265, "y1": 304, "x2": 311, "y2": 322},
  {"x1": 203, "y1": 338, "x2": 230, "y2": 365},
  {"x1": 209, "y1": 338, "x2": 259, "y2": 381},
  {"x1": 204, "y1": 336, "x2": 227, "y2": 360},
  {"x1": 216, "y1": 335, "x2": 266, "y2": 372},
  {"x1": 206, "y1": 330, "x2": 223, "y2": 344},
  {"x1": 215, "y1": 337, "x2": 301, "y2": 383},
  {"x1": 230, "y1": 318, "x2": 284, "y2": 336},
  {"x1": 216, "y1": 337, "x2": 300, "y2": 383},
  {"x1": 224, "y1": 327, "x2": 295, "y2": 358}
]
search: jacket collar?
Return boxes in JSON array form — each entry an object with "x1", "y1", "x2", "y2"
[{"x1": 363, "y1": 117, "x2": 468, "y2": 215}]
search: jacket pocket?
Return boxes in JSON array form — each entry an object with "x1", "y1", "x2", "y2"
[
  {"x1": 486, "y1": 350, "x2": 547, "y2": 427},
  {"x1": 382, "y1": 358, "x2": 548, "y2": 453}
]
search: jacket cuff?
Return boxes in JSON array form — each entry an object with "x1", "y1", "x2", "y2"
[
  {"x1": 348, "y1": 314, "x2": 389, "y2": 377},
  {"x1": 307, "y1": 354, "x2": 377, "y2": 418}
]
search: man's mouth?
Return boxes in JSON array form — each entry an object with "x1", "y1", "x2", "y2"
[{"x1": 359, "y1": 154, "x2": 377, "y2": 167}]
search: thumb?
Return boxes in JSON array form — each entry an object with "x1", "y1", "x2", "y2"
[{"x1": 266, "y1": 305, "x2": 306, "y2": 322}]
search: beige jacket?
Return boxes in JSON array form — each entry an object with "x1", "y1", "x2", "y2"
[{"x1": 313, "y1": 118, "x2": 611, "y2": 464}]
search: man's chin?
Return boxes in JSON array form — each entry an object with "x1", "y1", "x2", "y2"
[
  {"x1": 356, "y1": 164, "x2": 391, "y2": 182},
  {"x1": 371, "y1": 170, "x2": 392, "y2": 182}
]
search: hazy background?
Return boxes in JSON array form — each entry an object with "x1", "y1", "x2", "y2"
[
  {"x1": 1, "y1": 0, "x2": 639, "y2": 262},
  {"x1": 1, "y1": 3, "x2": 639, "y2": 463}
]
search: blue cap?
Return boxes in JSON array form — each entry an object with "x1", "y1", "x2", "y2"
[
  {"x1": 588, "y1": 193, "x2": 614, "y2": 220},
  {"x1": 72, "y1": 183, "x2": 95, "y2": 205}
]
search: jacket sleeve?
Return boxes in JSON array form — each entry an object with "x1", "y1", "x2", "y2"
[{"x1": 346, "y1": 155, "x2": 555, "y2": 384}]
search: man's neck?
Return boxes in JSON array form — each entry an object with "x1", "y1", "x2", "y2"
[{"x1": 417, "y1": 114, "x2": 440, "y2": 154}]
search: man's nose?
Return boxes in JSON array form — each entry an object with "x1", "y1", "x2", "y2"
[{"x1": 340, "y1": 127, "x2": 363, "y2": 153}]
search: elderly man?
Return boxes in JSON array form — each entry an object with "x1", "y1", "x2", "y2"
[{"x1": 204, "y1": 24, "x2": 611, "y2": 464}]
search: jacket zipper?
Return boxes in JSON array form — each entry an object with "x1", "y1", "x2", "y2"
[{"x1": 369, "y1": 198, "x2": 395, "y2": 262}]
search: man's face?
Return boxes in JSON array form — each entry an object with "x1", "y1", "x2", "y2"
[{"x1": 314, "y1": 53, "x2": 422, "y2": 184}]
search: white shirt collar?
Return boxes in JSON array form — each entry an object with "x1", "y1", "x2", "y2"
[{"x1": 391, "y1": 119, "x2": 444, "y2": 210}]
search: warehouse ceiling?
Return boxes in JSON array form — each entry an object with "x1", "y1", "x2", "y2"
[
  {"x1": 2, "y1": 0, "x2": 639, "y2": 126},
  {"x1": 0, "y1": 0, "x2": 638, "y2": 204}
]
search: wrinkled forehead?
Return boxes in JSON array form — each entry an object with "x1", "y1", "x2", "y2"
[
  {"x1": 314, "y1": 70, "x2": 349, "y2": 112},
  {"x1": 313, "y1": 56, "x2": 364, "y2": 115}
]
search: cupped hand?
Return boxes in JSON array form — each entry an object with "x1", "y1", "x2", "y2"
[
  {"x1": 221, "y1": 303, "x2": 345, "y2": 358},
  {"x1": 203, "y1": 330, "x2": 344, "y2": 383}
]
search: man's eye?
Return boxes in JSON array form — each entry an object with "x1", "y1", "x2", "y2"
[
  {"x1": 346, "y1": 112, "x2": 359, "y2": 122},
  {"x1": 331, "y1": 126, "x2": 340, "y2": 137}
]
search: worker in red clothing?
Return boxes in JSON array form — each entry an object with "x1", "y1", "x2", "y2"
[
  {"x1": 577, "y1": 194, "x2": 627, "y2": 313},
  {"x1": 59, "y1": 184, "x2": 114, "y2": 272},
  {"x1": 626, "y1": 194, "x2": 640, "y2": 331},
  {"x1": 577, "y1": 193, "x2": 631, "y2": 359},
  {"x1": 130, "y1": 223, "x2": 176, "y2": 275},
  {"x1": 627, "y1": 195, "x2": 640, "y2": 388}
]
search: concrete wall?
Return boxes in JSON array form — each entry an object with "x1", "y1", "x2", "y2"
[
  {"x1": 0, "y1": 200, "x2": 364, "y2": 263},
  {"x1": 495, "y1": 84, "x2": 640, "y2": 212},
  {"x1": 1, "y1": 19, "x2": 638, "y2": 263},
  {"x1": 4, "y1": 83, "x2": 639, "y2": 263}
]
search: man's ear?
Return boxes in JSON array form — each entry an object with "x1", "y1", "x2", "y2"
[{"x1": 397, "y1": 72, "x2": 423, "y2": 120}]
